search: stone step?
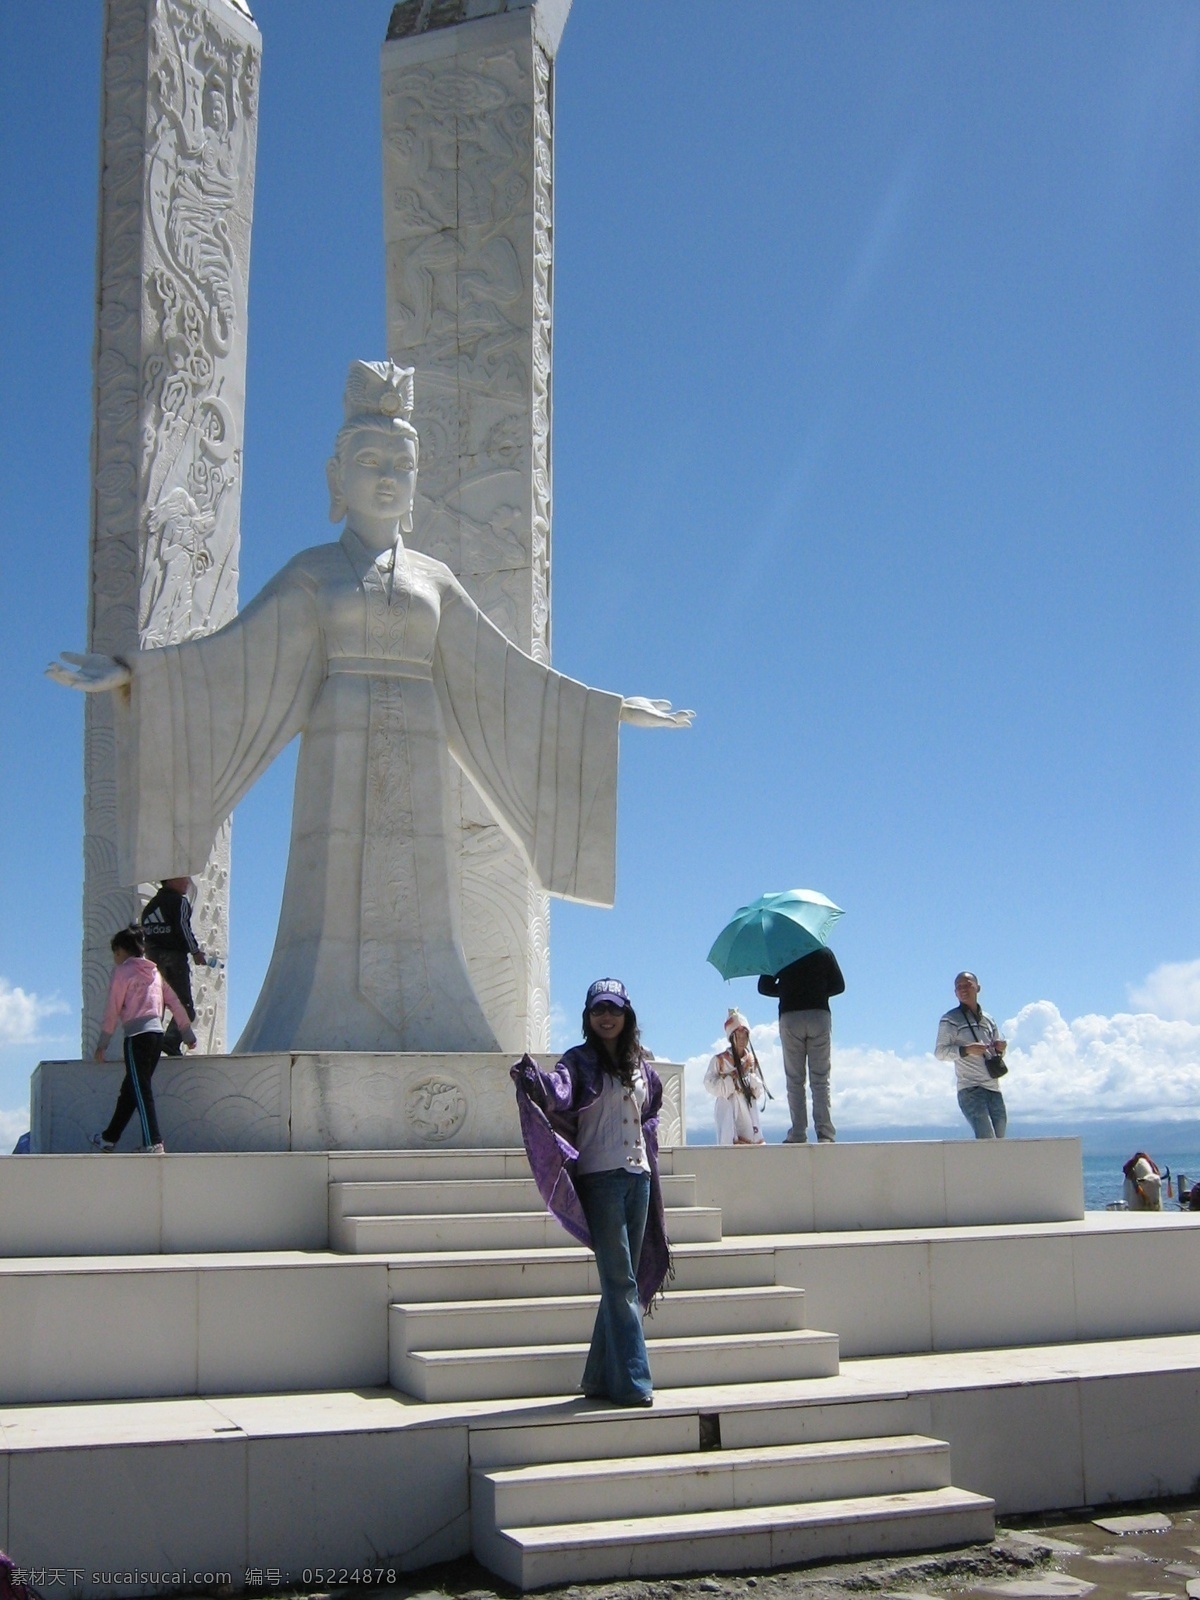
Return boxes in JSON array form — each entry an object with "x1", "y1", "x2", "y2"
[
  {"x1": 476, "y1": 1483, "x2": 996, "y2": 1588},
  {"x1": 469, "y1": 1406, "x2": 706, "y2": 1469},
  {"x1": 329, "y1": 1149, "x2": 538, "y2": 1183},
  {"x1": 0, "y1": 1252, "x2": 390, "y2": 1405},
  {"x1": 330, "y1": 1173, "x2": 696, "y2": 1219},
  {"x1": 377, "y1": 1239, "x2": 783, "y2": 1300},
  {"x1": 474, "y1": 1434, "x2": 951, "y2": 1530},
  {"x1": 392, "y1": 1328, "x2": 840, "y2": 1402},
  {"x1": 391, "y1": 1285, "x2": 808, "y2": 1353},
  {"x1": 333, "y1": 1204, "x2": 722, "y2": 1254},
  {"x1": 327, "y1": 1146, "x2": 679, "y2": 1180}
]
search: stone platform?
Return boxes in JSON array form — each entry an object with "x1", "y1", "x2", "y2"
[
  {"x1": 30, "y1": 1052, "x2": 686, "y2": 1153},
  {"x1": 3, "y1": 1139, "x2": 1199, "y2": 1594}
]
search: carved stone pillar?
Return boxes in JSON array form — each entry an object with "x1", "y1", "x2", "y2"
[
  {"x1": 83, "y1": 0, "x2": 259, "y2": 1054},
  {"x1": 382, "y1": 0, "x2": 570, "y2": 1054}
]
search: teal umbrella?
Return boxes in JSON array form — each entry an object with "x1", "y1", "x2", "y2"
[{"x1": 706, "y1": 889, "x2": 844, "y2": 980}]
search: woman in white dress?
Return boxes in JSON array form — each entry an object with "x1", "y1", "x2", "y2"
[{"x1": 704, "y1": 1008, "x2": 767, "y2": 1145}]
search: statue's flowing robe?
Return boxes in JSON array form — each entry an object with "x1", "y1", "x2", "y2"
[{"x1": 115, "y1": 529, "x2": 621, "y2": 1052}]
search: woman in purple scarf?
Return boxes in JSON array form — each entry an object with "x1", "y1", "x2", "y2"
[{"x1": 511, "y1": 978, "x2": 669, "y2": 1406}]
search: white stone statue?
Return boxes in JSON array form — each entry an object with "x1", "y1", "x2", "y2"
[{"x1": 49, "y1": 361, "x2": 692, "y2": 1054}]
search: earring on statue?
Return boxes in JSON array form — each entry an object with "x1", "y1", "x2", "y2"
[{"x1": 400, "y1": 507, "x2": 413, "y2": 533}]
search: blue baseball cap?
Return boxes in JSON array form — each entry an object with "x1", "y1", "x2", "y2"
[{"x1": 586, "y1": 978, "x2": 630, "y2": 1010}]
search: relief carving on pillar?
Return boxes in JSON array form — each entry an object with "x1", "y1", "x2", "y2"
[
  {"x1": 383, "y1": 27, "x2": 555, "y2": 1050},
  {"x1": 138, "y1": 0, "x2": 257, "y2": 647},
  {"x1": 529, "y1": 40, "x2": 553, "y2": 666},
  {"x1": 385, "y1": 53, "x2": 532, "y2": 395},
  {"x1": 84, "y1": 0, "x2": 258, "y2": 1052}
]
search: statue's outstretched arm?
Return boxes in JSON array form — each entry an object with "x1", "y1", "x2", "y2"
[
  {"x1": 619, "y1": 697, "x2": 695, "y2": 729},
  {"x1": 46, "y1": 652, "x2": 132, "y2": 692}
]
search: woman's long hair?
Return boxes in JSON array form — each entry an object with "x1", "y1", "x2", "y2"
[
  {"x1": 581, "y1": 1004, "x2": 643, "y2": 1086},
  {"x1": 728, "y1": 1027, "x2": 762, "y2": 1104}
]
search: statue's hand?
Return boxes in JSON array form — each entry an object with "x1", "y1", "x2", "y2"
[
  {"x1": 620, "y1": 697, "x2": 695, "y2": 729},
  {"x1": 45, "y1": 652, "x2": 132, "y2": 692}
]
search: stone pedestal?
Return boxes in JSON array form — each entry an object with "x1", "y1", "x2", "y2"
[
  {"x1": 83, "y1": 0, "x2": 260, "y2": 1054},
  {"x1": 381, "y1": 0, "x2": 571, "y2": 1054},
  {"x1": 31, "y1": 1052, "x2": 687, "y2": 1152}
]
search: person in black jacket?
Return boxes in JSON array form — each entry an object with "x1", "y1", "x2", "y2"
[
  {"x1": 140, "y1": 877, "x2": 210, "y2": 1055},
  {"x1": 758, "y1": 946, "x2": 845, "y2": 1143}
]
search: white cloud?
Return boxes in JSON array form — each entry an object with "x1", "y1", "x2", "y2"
[
  {"x1": 0, "y1": 1107, "x2": 29, "y2": 1151},
  {"x1": 1129, "y1": 958, "x2": 1200, "y2": 1023},
  {"x1": 0, "y1": 979, "x2": 68, "y2": 1046},
  {"x1": 683, "y1": 975, "x2": 1200, "y2": 1135},
  {"x1": 1001, "y1": 999, "x2": 1200, "y2": 1122}
]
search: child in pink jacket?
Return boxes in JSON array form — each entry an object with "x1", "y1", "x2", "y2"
[{"x1": 92, "y1": 926, "x2": 196, "y2": 1152}]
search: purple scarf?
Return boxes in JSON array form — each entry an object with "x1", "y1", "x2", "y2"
[{"x1": 510, "y1": 1046, "x2": 671, "y2": 1311}]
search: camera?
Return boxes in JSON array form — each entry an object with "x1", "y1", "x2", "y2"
[{"x1": 984, "y1": 1052, "x2": 1008, "y2": 1078}]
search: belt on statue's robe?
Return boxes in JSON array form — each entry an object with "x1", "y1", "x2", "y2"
[{"x1": 326, "y1": 656, "x2": 432, "y2": 680}]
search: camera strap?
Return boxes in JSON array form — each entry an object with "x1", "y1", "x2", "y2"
[{"x1": 958, "y1": 1004, "x2": 994, "y2": 1044}]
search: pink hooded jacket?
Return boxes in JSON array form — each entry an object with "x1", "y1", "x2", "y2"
[{"x1": 96, "y1": 956, "x2": 193, "y2": 1053}]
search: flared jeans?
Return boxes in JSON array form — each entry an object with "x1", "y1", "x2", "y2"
[{"x1": 577, "y1": 1167, "x2": 653, "y2": 1405}]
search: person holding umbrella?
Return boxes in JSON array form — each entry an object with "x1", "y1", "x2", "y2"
[
  {"x1": 707, "y1": 889, "x2": 845, "y2": 1146},
  {"x1": 758, "y1": 947, "x2": 845, "y2": 1144}
]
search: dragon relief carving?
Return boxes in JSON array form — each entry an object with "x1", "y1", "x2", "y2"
[
  {"x1": 84, "y1": 0, "x2": 258, "y2": 1052},
  {"x1": 406, "y1": 1075, "x2": 469, "y2": 1142},
  {"x1": 139, "y1": 0, "x2": 256, "y2": 648}
]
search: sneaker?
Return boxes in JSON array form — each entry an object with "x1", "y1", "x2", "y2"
[
  {"x1": 89, "y1": 1132, "x2": 115, "y2": 1152},
  {"x1": 140, "y1": 1142, "x2": 166, "y2": 1154}
]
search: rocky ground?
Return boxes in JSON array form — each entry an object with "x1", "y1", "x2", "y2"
[{"x1": 281, "y1": 1499, "x2": 1200, "y2": 1600}]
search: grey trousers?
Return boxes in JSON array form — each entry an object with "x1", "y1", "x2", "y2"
[{"x1": 779, "y1": 1008, "x2": 835, "y2": 1143}]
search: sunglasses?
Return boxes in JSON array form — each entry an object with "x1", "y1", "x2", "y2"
[{"x1": 589, "y1": 1001, "x2": 625, "y2": 1016}]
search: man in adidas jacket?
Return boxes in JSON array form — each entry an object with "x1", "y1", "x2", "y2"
[{"x1": 141, "y1": 877, "x2": 209, "y2": 1055}]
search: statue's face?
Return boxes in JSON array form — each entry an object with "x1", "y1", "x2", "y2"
[
  {"x1": 205, "y1": 85, "x2": 228, "y2": 136},
  {"x1": 339, "y1": 426, "x2": 418, "y2": 524}
]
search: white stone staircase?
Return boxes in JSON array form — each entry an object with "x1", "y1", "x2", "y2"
[
  {"x1": 473, "y1": 1433, "x2": 993, "y2": 1588},
  {"x1": 328, "y1": 1149, "x2": 993, "y2": 1585}
]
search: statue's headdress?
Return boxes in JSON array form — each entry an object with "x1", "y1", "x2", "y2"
[
  {"x1": 342, "y1": 360, "x2": 414, "y2": 428},
  {"x1": 329, "y1": 360, "x2": 419, "y2": 527}
]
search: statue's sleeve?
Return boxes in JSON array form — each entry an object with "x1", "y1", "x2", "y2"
[
  {"x1": 433, "y1": 575, "x2": 622, "y2": 906},
  {"x1": 115, "y1": 570, "x2": 325, "y2": 884}
]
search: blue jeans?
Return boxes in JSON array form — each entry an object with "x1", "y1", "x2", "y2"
[
  {"x1": 958, "y1": 1085, "x2": 1007, "y2": 1139},
  {"x1": 577, "y1": 1168, "x2": 653, "y2": 1404}
]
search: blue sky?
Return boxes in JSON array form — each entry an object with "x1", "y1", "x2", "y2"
[{"x1": 2, "y1": 2, "x2": 1199, "y2": 1143}]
